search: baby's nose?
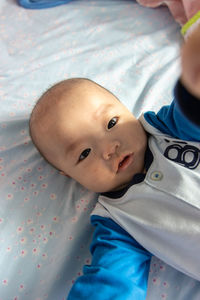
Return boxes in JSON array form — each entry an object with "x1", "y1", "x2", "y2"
[{"x1": 102, "y1": 141, "x2": 120, "y2": 160}]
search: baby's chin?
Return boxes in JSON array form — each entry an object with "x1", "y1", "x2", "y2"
[
  {"x1": 87, "y1": 182, "x2": 129, "y2": 194},
  {"x1": 107, "y1": 167, "x2": 147, "y2": 193},
  {"x1": 94, "y1": 175, "x2": 134, "y2": 193},
  {"x1": 110, "y1": 181, "x2": 130, "y2": 192}
]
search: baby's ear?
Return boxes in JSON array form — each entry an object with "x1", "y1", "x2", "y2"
[{"x1": 59, "y1": 171, "x2": 71, "y2": 178}]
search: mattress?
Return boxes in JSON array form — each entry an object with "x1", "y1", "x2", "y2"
[{"x1": 0, "y1": 0, "x2": 200, "y2": 299}]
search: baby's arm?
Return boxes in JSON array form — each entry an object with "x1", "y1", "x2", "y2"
[
  {"x1": 67, "y1": 216, "x2": 151, "y2": 300},
  {"x1": 181, "y1": 23, "x2": 200, "y2": 99}
]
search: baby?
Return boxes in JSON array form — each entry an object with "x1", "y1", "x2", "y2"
[
  {"x1": 30, "y1": 77, "x2": 147, "y2": 193},
  {"x1": 30, "y1": 24, "x2": 200, "y2": 299}
]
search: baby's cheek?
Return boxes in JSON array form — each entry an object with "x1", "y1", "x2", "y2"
[
  {"x1": 87, "y1": 165, "x2": 111, "y2": 191},
  {"x1": 91, "y1": 164, "x2": 102, "y2": 175},
  {"x1": 89, "y1": 165, "x2": 105, "y2": 184}
]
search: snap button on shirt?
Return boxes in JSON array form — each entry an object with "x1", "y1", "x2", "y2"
[{"x1": 150, "y1": 171, "x2": 163, "y2": 181}]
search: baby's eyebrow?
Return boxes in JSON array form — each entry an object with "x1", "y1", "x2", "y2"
[
  {"x1": 93, "y1": 103, "x2": 113, "y2": 120},
  {"x1": 66, "y1": 139, "x2": 80, "y2": 155}
]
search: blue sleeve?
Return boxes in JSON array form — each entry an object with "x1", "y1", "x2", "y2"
[
  {"x1": 144, "y1": 80, "x2": 200, "y2": 141},
  {"x1": 67, "y1": 216, "x2": 151, "y2": 300},
  {"x1": 17, "y1": 0, "x2": 73, "y2": 9}
]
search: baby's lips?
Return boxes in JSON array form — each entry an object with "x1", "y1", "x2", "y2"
[{"x1": 117, "y1": 153, "x2": 134, "y2": 173}]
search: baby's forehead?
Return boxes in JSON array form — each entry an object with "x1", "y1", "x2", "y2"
[{"x1": 38, "y1": 79, "x2": 121, "y2": 127}]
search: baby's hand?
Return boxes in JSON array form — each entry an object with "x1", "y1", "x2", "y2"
[{"x1": 181, "y1": 24, "x2": 200, "y2": 99}]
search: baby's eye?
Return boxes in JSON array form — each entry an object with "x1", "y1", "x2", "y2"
[
  {"x1": 79, "y1": 148, "x2": 91, "y2": 162},
  {"x1": 107, "y1": 117, "x2": 118, "y2": 129}
]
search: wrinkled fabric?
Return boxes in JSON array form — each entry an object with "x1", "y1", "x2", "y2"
[{"x1": 136, "y1": 0, "x2": 200, "y2": 25}]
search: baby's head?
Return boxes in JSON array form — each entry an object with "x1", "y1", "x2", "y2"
[{"x1": 30, "y1": 78, "x2": 147, "y2": 193}]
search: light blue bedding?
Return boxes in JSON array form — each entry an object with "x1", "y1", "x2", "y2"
[
  {"x1": 0, "y1": 0, "x2": 200, "y2": 299},
  {"x1": 18, "y1": 0, "x2": 73, "y2": 9}
]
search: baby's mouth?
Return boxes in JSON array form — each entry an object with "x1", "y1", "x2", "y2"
[{"x1": 117, "y1": 154, "x2": 134, "y2": 172}]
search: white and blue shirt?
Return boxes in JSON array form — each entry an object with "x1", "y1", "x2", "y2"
[{"x1": 67, "y1": 81, "x2": 200, "y2": 300}]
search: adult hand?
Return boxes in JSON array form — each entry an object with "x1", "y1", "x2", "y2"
[{"x1": 181, "y1": 24, "x2": 200, "y2": 99}]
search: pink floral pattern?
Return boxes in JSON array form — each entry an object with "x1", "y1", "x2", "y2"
[{"x1": 0, "y1": 0, "x2": 199, "y2": 299}]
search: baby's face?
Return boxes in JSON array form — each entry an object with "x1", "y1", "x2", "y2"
[{"x1": 43, "y1": 84, "x2": 147, "y2": 193}]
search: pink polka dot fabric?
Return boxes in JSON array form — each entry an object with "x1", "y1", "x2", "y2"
[{"x1": 0, "y1": 0, "x2": 199, "y2": 299}]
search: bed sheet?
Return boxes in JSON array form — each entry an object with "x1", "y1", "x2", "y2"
[{"x1": 0, "y1": 0, "x2": 200, "y2": 299}]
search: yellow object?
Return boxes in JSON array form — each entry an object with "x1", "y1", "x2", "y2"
[{"x1": 181, "y1": 11, "x2": 200, "y2": 36}]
